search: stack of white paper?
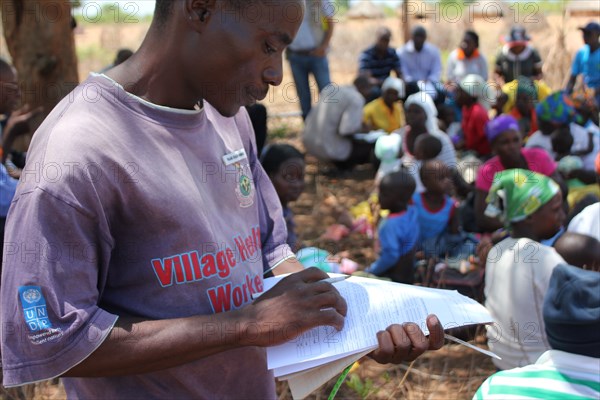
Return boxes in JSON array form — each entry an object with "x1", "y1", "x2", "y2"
[{"x1": 265, "y1": 275, "x2": 493, "y2": 399}]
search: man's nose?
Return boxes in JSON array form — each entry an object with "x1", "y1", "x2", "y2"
[{"x1": 264, "y1": 57, "x2": 284, "y2": 87}]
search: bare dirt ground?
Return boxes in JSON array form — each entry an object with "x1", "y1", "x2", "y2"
[{"x1": 1, "y1": 6, "x2": 595, "y2": 400}]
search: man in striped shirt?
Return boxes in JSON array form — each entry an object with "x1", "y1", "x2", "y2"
[
  {"x1": 474, "y1": 264, "x2": 600, "y2": 399},
  {"x1": 358, "y1": 27, "x2": 402, "y2": 89}
]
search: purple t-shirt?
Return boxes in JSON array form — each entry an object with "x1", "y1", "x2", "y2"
[{"x1": 0, "y1": 74, "x2": 292, "y2": 398}]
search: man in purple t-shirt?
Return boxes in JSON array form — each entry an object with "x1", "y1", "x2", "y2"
[{"x1": 0, "y1": 1, "x2": 444, "y2": 398}]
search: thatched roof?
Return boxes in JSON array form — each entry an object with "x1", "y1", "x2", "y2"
[
  {"x1": 396, "y1": 0, "x2": 507, "y2": 19},
  {"x1": 346, "y1": 0, "x2": 385, "y2": 20},
  {"x1": 566, "y1": 1, "x2": 600, "y2": 16}
]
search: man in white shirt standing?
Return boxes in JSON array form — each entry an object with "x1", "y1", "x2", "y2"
[{"x1": 286, "y1": 0, "x2": 335, "y2": 119}]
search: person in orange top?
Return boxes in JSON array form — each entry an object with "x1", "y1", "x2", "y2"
[
  {"x1": 363, "y1": 76, "x2": 406, "y2": 133},
  {"x1": 446, "y1": 30, "x2": 488, "y2": 85}
]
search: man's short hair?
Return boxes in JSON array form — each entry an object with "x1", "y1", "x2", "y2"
[
  {"x1": 411, "y1": 26, "x2": 427, "y2": 38},
  {"x1": 353, "y1": 75, "x2": 371, "y2": 90},
  {"x1": 376, "y1": 27, "x2": 392, "y2": 40},
  {"x1": 153, "y1": 0, "x2": 172, "y2": 26},
  {"x1": 154, "y1": 0, "x2": 260, "y2": 27},
  {"x1": 464, "y1": 30, "x2": 479, "y2": 48}
]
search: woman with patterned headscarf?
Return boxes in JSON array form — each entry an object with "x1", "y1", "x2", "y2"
[
  {"x1": 526, "y1": 92, "x2": 589, "y2": 154},
  {"x1": 526, "y1": 91, "x2": 600, "y2": 187},
  {"x1": 483, "y1": 168, "x2": 567, "y2": 371},
  {"x1": 500, "y1": 76, "x2": 552, "y2": 138}
]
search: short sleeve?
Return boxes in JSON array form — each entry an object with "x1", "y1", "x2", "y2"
[
  {"x1": 237, "y1": 111, "x2": 294, "y2": 272},
  {"x1": 362, "y1": 101, "x2": 375, "y2": 124},
  {"x1": 1, "y1": 189, "x2": 118, "y2": 387},
  {"x1": 525, "y1": 148, "x2": 557, "y2": 177},
  {"x1": 320, "y1": 0, "x2": 335, "y2": 18},
  {"x1": 339, "y1": 92, "x2": 364, "y2": 136},
  {"x1": 475, "y1": 159, "x2": 501, "y2": 192},
  {"x1": 571, "y1": 49, "x2": 583, "y2": 76},
  {"x1": 367, "y1": 214, "x2": 417, "y2": 276},
  {"x1": 367, "y1": 219, "x2": 403, "y2": 275}
]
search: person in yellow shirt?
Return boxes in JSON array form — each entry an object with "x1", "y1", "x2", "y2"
[
  {"x1": 497, "y1": 76, "x2": 551, "y2": 138},
  {"x1": 363, "y1": 76, "x2": 406, "y2": 133}
]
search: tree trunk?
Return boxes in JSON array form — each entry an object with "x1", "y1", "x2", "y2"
[
  {"x1": 401, "y1": 0, "x2": 410, "y2": 43},
  {"x1": 1, "y1": 0, "x2": 78, "y2": 150}
]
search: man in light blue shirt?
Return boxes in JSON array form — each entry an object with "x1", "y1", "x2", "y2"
[
  {"x1": 397, "y1": 26, "x2": 442, "y2": 84},
  {"x1": 566, "y1": 22, "x2": 600, "y2": 106}
]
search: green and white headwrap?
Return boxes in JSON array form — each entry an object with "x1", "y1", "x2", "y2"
[{"x1": 485, "y1": 169, "x2": 560, "y2": 226}]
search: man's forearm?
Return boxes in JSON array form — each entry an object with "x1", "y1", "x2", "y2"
[{"x1": 65, "y1": 311, "x2": 253, "y2": 377}]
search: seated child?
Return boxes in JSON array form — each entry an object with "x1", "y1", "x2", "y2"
[
  {"x1": 260, "y1": 144, "x2": 305, "y2": 252},
  {"x1": 365, "y1": 169, "x2": 418, "y2": 283},
  {"x1": 483, "y1": 169, "x2": 567, "y2": 370},
  {"x1": 374, "y1": 131, "x2": 443, "y2": 193},
  {"x1": 412, "y1": 160, "x2": 464, "y2": 259},
  {"x1": 262, "y1": 145, "x2": 362, "y2": 274}
]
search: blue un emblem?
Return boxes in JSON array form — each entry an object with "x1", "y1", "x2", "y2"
[{"x1": 18, "y1": 286, "x2": 52, "y2": 332}]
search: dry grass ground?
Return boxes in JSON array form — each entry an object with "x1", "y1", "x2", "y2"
[{"x1": 1, "y1": 5, "x2": 594, "y2": 400}]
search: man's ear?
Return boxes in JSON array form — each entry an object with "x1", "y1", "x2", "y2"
[{"x1": 184, "y1": 0, "x2": 217, "y2": 27}]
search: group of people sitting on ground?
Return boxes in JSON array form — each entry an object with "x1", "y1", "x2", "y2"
[
  {"x1": 305, "y1": 23, "x2": 600, "y2": 168},
  {"x1": 258, "y1": 21, "x2": 600, "y2": 399},
  {"x1": 259, "y1": 130, "x2": 599, "y2": 399}
]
